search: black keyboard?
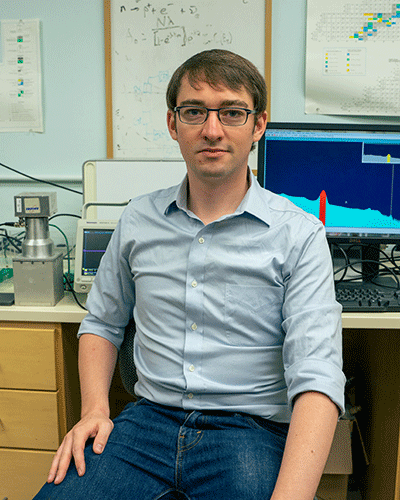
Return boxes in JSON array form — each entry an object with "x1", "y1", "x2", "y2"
[{"x1": 335, "y1": 281, "x2": 400, "y2": 312}]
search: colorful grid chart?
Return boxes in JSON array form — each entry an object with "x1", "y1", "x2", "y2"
[
  {"x1": 306, "y1": 1, "x2": 400, "y2": 115},
  {"x1": 350, "y1": 4, "x2": 400, "y2": 40}
]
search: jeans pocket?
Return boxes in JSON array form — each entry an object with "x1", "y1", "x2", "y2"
[{"x1": 244, "y1": 414, "x2": 289, "y2": 439}]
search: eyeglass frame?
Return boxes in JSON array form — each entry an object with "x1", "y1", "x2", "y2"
[{"x1": 173, "y1": 105, "x2": 257, "y2": 126}]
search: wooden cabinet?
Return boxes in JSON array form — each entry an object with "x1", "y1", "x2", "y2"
[
  {"x1": 0, "y1": 449, "x2": 55, "y2": 499},
  {"x1": 0, "y1": 307, "x2": 399, "y2": 499},
  {"x1": 0, "y1": 321, "x2": 80, "y2": 500},
  {"x1": 342, "y1": 327, "x2": 400, "y2": 500}
]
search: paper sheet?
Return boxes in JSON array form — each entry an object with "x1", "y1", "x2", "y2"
[
  {"x1": 0, "y1": 19, "x2": 43, "y2": 132},
  {"x1": 305, "y1": 1, "x2": 400, "y2": 116}
]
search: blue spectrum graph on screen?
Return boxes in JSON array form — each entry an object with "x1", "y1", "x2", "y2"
[
  {"x1": 262, "y1": 126, "x2": 400, "y2": 237},
  {"x1": 284, "y1": 194, "x2": 400, "y2": 233}
]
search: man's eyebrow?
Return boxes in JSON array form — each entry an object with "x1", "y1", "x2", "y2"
[
  {"x1": 178, "y1": 99, "x2": 206, "y2": 107},
  {"x1": 177, "y1": 99, "x2": 250, "y2": 108},
  {"x1": 221, "y1": 99, "x2": 250, "y2": 108}
]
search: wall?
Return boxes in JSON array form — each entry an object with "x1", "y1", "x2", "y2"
[
  {"x1": 2, "y1": 0, "x2": 400, "y2": 251},
  {"x1": 0, "y1": 0, "x2": 106, "y2": 248}
]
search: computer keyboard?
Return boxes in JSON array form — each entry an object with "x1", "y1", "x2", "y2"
[{"x1": 335, "y1": 281, "x2": 400, "y2": 312}]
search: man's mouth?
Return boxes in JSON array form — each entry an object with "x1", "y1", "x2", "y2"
[{"x1": 199, "y1": 147, "x2": 229, "y2": 156}]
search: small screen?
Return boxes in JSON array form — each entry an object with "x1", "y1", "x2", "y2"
[{"x1": 81, "y1": 228, "x2": 114, "y2": 276}]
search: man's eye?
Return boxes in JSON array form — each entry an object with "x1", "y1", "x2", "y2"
[
  {"x1": 185, "y1": 107, "x2": 205, "y2": 116},
  {"x1": 221, "y1": 108, "x2": 244, "y2": 118}
]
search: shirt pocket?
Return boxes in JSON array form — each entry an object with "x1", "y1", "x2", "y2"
[{"x1": 225, "y1": 284, "x2": 284, "y2": 346}]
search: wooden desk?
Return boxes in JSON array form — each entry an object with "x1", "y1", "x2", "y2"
[
  {"x1": 0, "y1": 293, "x2": 86, "y2": 499},
  {"x1": 0, "y1": 295, "x2": 399, "y2": 500},
  {"x1": 342, "y1": 313, "x2": 400, "y2": 500}
]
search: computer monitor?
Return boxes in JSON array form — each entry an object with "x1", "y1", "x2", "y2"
[
  {"x1": 257, "y1": 122, "x2": 400, "y2": 281},
  {"x1": 74, "y1": 219, "x2": 117, "y2": 293}
]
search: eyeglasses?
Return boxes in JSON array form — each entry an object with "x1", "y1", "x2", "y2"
[{"x1": 174, "y1": 106, "x2": 257, "y2": 126}]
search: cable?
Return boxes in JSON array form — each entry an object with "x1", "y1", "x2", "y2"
[
  {"x1": 49, "y1": 213, "x2": 81, "y2": 221},
  {"x1": 63, "y1": 273, "x2": 87, "y2": 310},
  {"x1": 334, "y1": 259, "x2": 400, "y2": 289},
  {"x1": 0, "y1": 161, "x2": 83, "y2": 195},
  {"x1": 0, "y1": 228, "x2": 23, "y2": 255},
  {"x1": 390, "y1": 245, "x2": 400, "y2": 273},
  {"x1": 330, "y1": 243, "x2": 349, "y2": 283},
  {"x1": 49, "y1": 223, "x2": 72, "y2": 278},
  {"x1": 0, "y1": 222, "x2": 18, "y2": 227},
  {"x1": 332, "y1": 242, "x2": 400, "y2": 285}
]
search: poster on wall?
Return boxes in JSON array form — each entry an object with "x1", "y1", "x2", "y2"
[
  {"x1": 305, "y1": 1, "x2": 400, "y2": 116},
  {"x1": 0, "y1": 19, "x2": 44, "y2": 132}
]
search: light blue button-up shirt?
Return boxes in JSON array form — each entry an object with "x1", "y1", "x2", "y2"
[{"x1": 78, "y1": 172, "x2": 345, "y2": 422}]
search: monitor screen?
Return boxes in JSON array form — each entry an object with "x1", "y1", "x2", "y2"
[
  {"x1": 257, "y1": 122, "x2": 400, "y2": 243},
  {"x1": 74, "y1": 220, "x2": 117, "y2": 293},
  {"x1": 80, "y1": 228, "x2": 114, "y2": 276}
]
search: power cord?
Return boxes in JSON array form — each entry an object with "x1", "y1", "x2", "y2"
[
  {"x1": 63, "y1": 273, "x2": 87, "y2": 310},
  {"x1": 0, "y1": 161, "x2": 83, "y2": 195},
  {"x1": 332, "y1": 242, "x2": 400, "y2": 287},
  {"x1": 334, "y1": 259, "x2": 400, "y2": 289},
  {"x1": 0, "y1": 227, "x2": 23, "y2": 255}
]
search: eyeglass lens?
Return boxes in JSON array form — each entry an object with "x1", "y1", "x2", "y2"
[{"x1": 179, "y1": 107, "x2": 249, "y2": 126}]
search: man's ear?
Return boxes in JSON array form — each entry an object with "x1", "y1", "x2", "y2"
[
  {"x1": 167, "y1": 109, "x2": 178, "y2": 141},
  {"x1": 252, "y1": 111, "x2": 268, "y2": 143}
]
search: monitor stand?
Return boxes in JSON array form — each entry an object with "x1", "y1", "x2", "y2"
[{"x1": 361, "y1": 243, "x2": 396, "y2": 287}]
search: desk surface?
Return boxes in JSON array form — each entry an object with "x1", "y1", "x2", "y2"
[
  {"x1": 1, "y1": 277, "x2": 400, "y2": 327},
  {"x1": 342, "y1": 312, "x2": 400, "y2": 329},
  {"x1": 0, "y1": 287, "x2": 399, "y2": 328},
  {"x1": 0, "y1": 292, "x2": 87, "y2": 323}
]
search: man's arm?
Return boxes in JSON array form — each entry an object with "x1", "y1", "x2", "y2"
[
  {"x1": 271, "y1": 391, "x2": 339, "y2": 500},
  {"x1": 47, "y1": 334, "x2": 118, "y2": 484}
]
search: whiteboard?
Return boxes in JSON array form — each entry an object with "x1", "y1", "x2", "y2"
[
  {"x1": 106, "y1": 0, "x2": 266, "y2": 159},
  {"x1": 83, "y1": 159, "x2": 187, "y2": 219}
]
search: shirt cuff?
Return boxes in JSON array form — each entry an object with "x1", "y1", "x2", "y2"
[{"x1": 285, "y1": 358, "x2": 346, "y2": 416}]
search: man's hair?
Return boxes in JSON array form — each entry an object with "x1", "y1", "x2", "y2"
[{"x1": 166, "y1": 49, "x2": 267, "y2": 116}]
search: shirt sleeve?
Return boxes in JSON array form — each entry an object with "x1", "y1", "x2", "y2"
[
  {"x1": 281, "y1": 220, "x2": 346, "y2": 415},
  {"x1": 77, "y1": 210, "x2": 136, "y2": 350}
]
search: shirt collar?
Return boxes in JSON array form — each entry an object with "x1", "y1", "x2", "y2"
[
  {"x1": 163, "y1": 175, "x2": 189, "y2": 216},
  {"x1": 240, "y1": 171, "x2": 271, "y2": 226},
  {"x1": 164, "y1": 170, "x2": 271, "y2": 227}
]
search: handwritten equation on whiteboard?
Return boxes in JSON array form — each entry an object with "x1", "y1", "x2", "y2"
[
  {"x1": 111, "y1": 0, "x2": 265, "y2": 158},
  {"x1": 119, "y1": 3, "x2": 233, "y2": 48}
]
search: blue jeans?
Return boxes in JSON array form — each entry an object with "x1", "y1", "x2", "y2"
[{"x1": 33, "y1": 399, "x2": 288, "y2": 500}]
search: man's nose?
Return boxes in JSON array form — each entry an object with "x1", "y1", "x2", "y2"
[{"x1": 201, "y1": 110, "x2": 224, "y2": 140}]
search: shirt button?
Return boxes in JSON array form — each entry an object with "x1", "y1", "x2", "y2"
[
  {"x1": 189, "y1": 364, "x2": 195, "y2": 372},
  {"x1": 191, "y1": 280, "x2": 198, "y2": 288},
  {"x1": 198, "y1": 237, "x2": 205, "y2": 244},
  {"x1": 188, "y1": 393, "x2": 194, "y2": 399},
  {"x1": 191, "y1": 323, "x2": 197, "y2": 331}
]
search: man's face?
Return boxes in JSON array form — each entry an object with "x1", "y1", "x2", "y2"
[{"x1": 167, "y1": 76, "x2": 267, "y2": 186}]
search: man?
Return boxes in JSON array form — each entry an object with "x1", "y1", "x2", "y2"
[{"x1": 34, "y1": 49, "x2": 345, "y2": 500}]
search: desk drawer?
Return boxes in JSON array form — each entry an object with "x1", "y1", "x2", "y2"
[
  {"x1": 0, "y1": 389, "x2": 60, "y2": 449},
  {"x1": 0, "y1": 324, "x2": 57, "y2": 390},
  {"x1": 0, "y1": 448, "x2": 54, "y2": 500}
]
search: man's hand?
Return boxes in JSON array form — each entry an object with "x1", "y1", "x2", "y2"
[
  {"x1": 48, "y1": 334, "x2": 118, "y2": 484},
  {"x1": 47, "y1": 411, "x2": 114, "y2": 485}
]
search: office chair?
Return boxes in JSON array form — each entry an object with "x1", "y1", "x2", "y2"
[{"x1": 119, "y1": 318, "x2": 137, "y2": 396}]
